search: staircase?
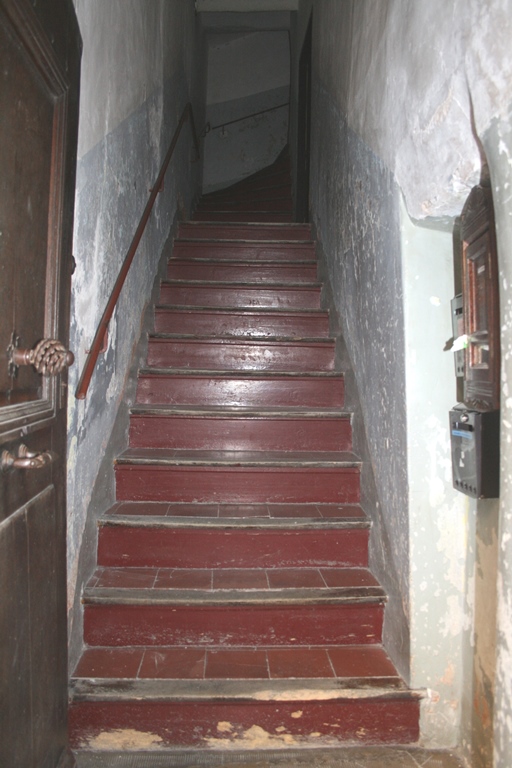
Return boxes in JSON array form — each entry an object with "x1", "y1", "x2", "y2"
[{"x1": 69, "y1": 154, "x2": 420, "y2": 754}]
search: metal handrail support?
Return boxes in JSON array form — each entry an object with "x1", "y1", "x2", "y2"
[{"x1": 75, "y1": 102, "x2": 200, "y2": 400}]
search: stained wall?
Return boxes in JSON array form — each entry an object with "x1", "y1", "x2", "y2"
[
  {"x1": 291, "y1": 0, "x2": 512, "y2": 762},
  {"x1": 67, "y1": 0, "x2": 205, "y2": 670}
]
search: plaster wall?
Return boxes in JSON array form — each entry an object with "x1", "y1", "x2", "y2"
[
  {"x1": 67, "y1": 0, "x2": 204, "y2": 669},
  {"x1": 203, "y1": 28, "x2": 290, "y2": 192},
  {"x1": 292, "y1": 0, "x2": 512, "y2": 757}
]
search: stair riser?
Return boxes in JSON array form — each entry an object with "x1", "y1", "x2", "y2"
[
  {"x1": 147, "y1": 340, "x2": 334, "y2": 372},
  {"x1": 193, "y1": 212, "x2": 293, "y2": 223},
  {"x1": 197, "y1": 198, "x2": 293, "y2": 213},
  {"x1": 159, "y1": 284, "x2": 321, "y2": 310},
  {"x1": 136, "y1": 375, "x2": 345, "y2": 408},
  {"x1": 98, "y1": 528, "x2": 368, "y2": 569},
  {"x1": 154, "y1": 309, "x2": 330, "y2": 338},
  {"x1": 173, "y1": 243, "x2": 316, "y2": 261},
  {"x1": 209, "y1": 170, "x2": 292, "y2": 195},
  {"x1": 115, "y1": 466, "x2": 360, "y2": 504},
  {"x1": 204, "y1": 183, "x2": 291, "y2": 202},
  {"x1": 129, "y1": 415, "x2": 352, "y2": 452},
  {"x1": 69, "y1": 698, "x2": 419, "y2": 749},
  {"x1": 167, "y1": 262, "x2": 317, "y2": 283},
  {"x1": 178, "y1": 223, "x2": 311, "y2": 241},
  {"x1": 83, "y1": 603, "x2": 383, "y2": 647}
]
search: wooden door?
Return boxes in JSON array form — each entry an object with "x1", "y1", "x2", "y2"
[{"x1": 0, "y1": 1, "x2": 81, "y2": 766}]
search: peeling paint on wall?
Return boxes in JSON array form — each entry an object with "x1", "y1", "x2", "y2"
[
  {"x1": 67, "y1": 0, "x2": 204, "y2": 671},
  {"x1": 291, "y1": 0, "x2": 512, "y2": 758}
]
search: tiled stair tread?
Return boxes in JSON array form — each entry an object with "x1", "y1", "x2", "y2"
[
  {"x1": 116, "y1": 449, "x2": 360, "y2": 467},
  {"x1": 85, "y1": 567, "x2": 381, "y2": 592},
  {"x1": 139, "y1": 367, "x2": 344, "y2": 379},
  {"x1": 130, "y1": 405, "x2": 349, "y2": 418},
  {"x1": 103, "y1": 502, "x2": 368, "y2": 528},
  {"x1": 72, "y1": 645, "x2": 401, "y2": 685}
]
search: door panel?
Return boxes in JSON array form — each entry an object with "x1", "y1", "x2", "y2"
[{"x1": 0, "y1": 1, "x2": 81, "y2": 766}]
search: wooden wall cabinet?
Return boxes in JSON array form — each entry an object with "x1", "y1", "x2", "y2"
[{"x1": 461, "y1": 184, "x2": 500, "y2": 412}]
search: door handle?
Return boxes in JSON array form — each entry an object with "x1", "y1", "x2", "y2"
[
  {"x1": 1, "y1": 444, "x2": 56, "y2": 471},
  {"x1": 8, "y1": 337, "x2": 74, "y2": 377}
]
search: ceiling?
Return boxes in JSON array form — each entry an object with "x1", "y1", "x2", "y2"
[{"x1": 196, "y1": 0, "x2": 298, "y2": 11}]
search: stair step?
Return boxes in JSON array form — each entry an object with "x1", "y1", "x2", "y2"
[
  {"x1": 114, "y1": 449, "x2": 360, "y2": 505},
  {"x1": 97, "y1": 519, "x2": 369, "y2": 568},
  {"x1": 178, "y1": 222, "x2": 312, "y2": 241},
  {"x1": 135, "y1": 369, "x2": 344, "y2": 408},
  {"x1": 192, "y1": 212, "x2": 294, "y2": 223},
  {"x1": 203, "y1": 182, "x2": 292, "y2": 203},
  {"x1": 154, "y1": 307, "x2": 330, "y2": 337},
  {"x1": 166, "y1": 260, "x2": 318, "y2": 283},
  {"x1": 197, "y1": 198, "x2": 293, "y2": 213},
  {"x1": 69, "y1": 678, "x2": 420, "y2": 750},
  {"x1": 128, "y1": 406, "x2": 351, "y2": 451},
  {"x1": 209, "y1": 169, "x2": 292, "y2": 195},
  {"x1": 172, "y1": 240, "x2": 316, "y2": 261},
  {"x1": 146, "y1": 335, "x2": 334, "y2": 372},
  {"x1": 82, "y1": 593, "x2": 385, "y2": 648},
  {"x1": 159, "y1": 280, "x2": 322, "y2": 310}
]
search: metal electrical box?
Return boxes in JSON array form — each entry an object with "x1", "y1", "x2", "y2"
[{"x1": 450, "y1": 405, "x2": 499, "y2": 499}]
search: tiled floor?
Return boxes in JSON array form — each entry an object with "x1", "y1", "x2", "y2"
[
  {"x1": 73, "y1": 644, "x2": 399, "y2": 682},
  {"x1": 74, "y1": 747, "x2": 467, "y2": 767}
]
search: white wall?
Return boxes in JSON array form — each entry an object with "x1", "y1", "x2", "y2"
[
  {"x1": 67, "y1": 0, "x2": 204, "y2": 669},
  {"x1": 203, "y1": 26, "x2": 290, "y2": 192}
]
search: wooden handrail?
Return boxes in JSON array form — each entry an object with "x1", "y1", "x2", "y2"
[{"x1": 75, "y1": 102, "x2": 200, "y2": 400}]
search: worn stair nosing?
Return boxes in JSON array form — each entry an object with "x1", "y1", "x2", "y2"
[
  {"x1": 70, "y1": 678, "x2": 421, "y2": 703},
  {"x1": 150, "y1": 333, "x2": 333, "y2": 343},
  {"x1": 99, "y1": 515, "x2": 370, "y2": 530},
  {"x1": 129, "y1": 405, "x2": 350, "y2": 418},
  {"x1": 138, "y1": 367, "x2": 344, "y2": 379},
  {"x1": 168, "y1": 257, "x2": 318, "y2": 266},
  {"x1": 161, "y1": 278, "x2": 322, "y2": 288},
  {"x1": 82, "y1": 585, "x2": 387, "y2": 606},
  {"x1": 155, "y1": 305, "x2": 327, "y2": 315},
  {"x1": 115, "y1": 450, "x2": 361, "y2": 468}
]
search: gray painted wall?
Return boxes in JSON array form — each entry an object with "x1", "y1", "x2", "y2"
[
  {"x1": 291, "y1": 0, "x2": 512, "y2": 762},
  {"x1": 203, "y1": 25, "x2": 290, "y2": 192},
  {"x1": 67, "y1": 0, "x2": 205, "y2": 670}
]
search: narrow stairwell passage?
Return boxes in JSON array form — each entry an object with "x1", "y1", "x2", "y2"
[{"x1": 69, "y1": 156, "x2": 420, "y2": 754}]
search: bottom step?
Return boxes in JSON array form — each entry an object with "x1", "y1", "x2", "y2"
[
  {"x1": 69, "y1": 692, "x2": 420, "y2": 751},
  {"x1": 69, "y1": 645, "x2": 421, "y2": 750}
]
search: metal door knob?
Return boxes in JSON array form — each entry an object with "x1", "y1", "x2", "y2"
[
  {"x1": 1, "y1": 444, "x2": 56, "y2": 471},
  {"x1": 9, "y1": 338, "x2": 74, "y2": 376}
]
